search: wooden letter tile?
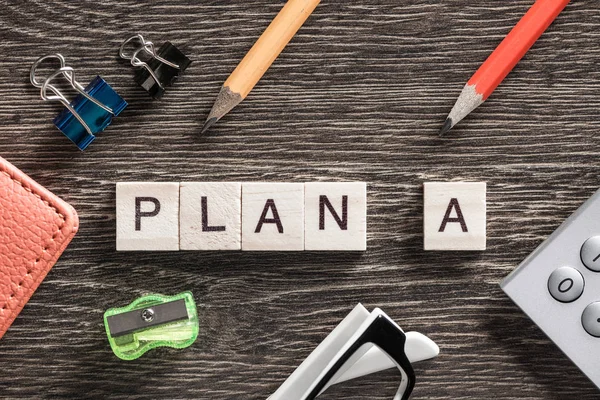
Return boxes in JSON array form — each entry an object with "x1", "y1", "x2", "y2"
[
  {"x1": 179, "y1": 182, "x2": 242, "y2": 250},
  {"x1": 242, "y1": 183, "x2": 304, "y2": 251},
  {"x1": 116, "y1": 182, "x2": 180, "y2": 251},
  {"x1": 423, "y1": 182, "x2": 486, "y2": 251},
  {"x1": 304, "y1": 182, "x2": 367, "y2": 251}
]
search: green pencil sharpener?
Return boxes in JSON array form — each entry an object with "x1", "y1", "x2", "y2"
[{"x1": 103, "y1": 292, "x2": 199, "y2": 361}]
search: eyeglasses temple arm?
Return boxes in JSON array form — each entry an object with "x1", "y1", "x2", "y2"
[{"x1": 334, "y1": 331, "x2": 439, "y2": 385}]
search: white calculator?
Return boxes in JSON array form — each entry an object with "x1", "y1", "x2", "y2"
[{"x1": 501, "y1": 188, "x2": 600, "y2": 390}]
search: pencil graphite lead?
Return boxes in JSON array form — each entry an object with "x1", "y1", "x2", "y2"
[
  {"x1": 439, "y1": 118, "x2": 453, "y2": 136},
  {"x1": 201, "y1": 117, "x2": 217, "y2": 134}
]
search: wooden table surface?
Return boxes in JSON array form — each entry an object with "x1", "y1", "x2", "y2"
[{"x1": 0, "y1": 1, "x2": 599, "y2": 399}]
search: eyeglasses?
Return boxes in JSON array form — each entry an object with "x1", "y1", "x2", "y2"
[{"x1": 270, "y1": 304, "x2": 439, "y2": 400}]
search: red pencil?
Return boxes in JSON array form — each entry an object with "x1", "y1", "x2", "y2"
[{"x1": 440, "y1": 0, "x2": 571, "y2": 136}]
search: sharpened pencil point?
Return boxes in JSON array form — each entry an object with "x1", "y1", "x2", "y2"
[
  {"x1": 439, "y1": 118, "x2": 453, "y2": 136},
  {"x1": 201, "y1": 118, "x2": 217, "y2": 134}
]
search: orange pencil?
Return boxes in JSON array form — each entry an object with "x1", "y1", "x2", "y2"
[
  {"x1": 202, "y1": 0, "x2": 321, "y2": 133},
  {"x1": 440, "y1": 0, "x2": 571, "y2": 136}
]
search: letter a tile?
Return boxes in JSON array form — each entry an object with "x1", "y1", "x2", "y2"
[
  {"x1": 423, "y1": 182, "x2": 486, "y2": 251},
  {"x1": 304, "y1": 182, "x2": 367, "y2": 251},
  {"x1": 116, "y1": 182, "x2": 180, "y2": 251},
  {"x1": 242, "y1": 183, "x2": 304, "y2": 251}
]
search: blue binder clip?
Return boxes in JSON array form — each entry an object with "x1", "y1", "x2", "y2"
[{"x1": 30, "y1": 54, "x2": 127, "y2": 150}]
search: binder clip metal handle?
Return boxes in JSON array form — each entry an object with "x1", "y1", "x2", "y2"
[{"x1": 30, "y1": 54, "x2": 127, "y2": 150}]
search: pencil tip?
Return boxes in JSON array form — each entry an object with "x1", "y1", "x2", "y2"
[
  {"x1": 201, "y1": 118, "x2": 217, "y2": 134},
  {"x1": 439, "y1": 118, "x2": 453, "y2": 136}
]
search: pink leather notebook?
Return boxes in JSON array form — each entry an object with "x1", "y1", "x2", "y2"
[{"x1": 0, "y1": 157, "x2": 78, "y2": 339}]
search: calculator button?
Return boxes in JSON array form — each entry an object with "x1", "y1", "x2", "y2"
[
  {"x1": 581, "y1": 236, "x2": 600, "y2": 272},
  {"x1": 582, "y1": 302, "x2": 600, "y2": 337},
  {"x1": 548, "y1": 267, "x2": 584, "y2": 303}
]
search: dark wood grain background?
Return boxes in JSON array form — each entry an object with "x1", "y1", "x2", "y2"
[{"x1": 0, "y1": 0, "x2": 599, "y2": 398}]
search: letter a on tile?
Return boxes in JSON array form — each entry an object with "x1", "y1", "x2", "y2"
[
  {"x1": 242, "y1": 183, "x2": 304, "y2": 251},
  {"x1": 423, "y1": 182, "x2": 486, "y2": 251},
  {"x1": 438, "y1": 198, "x2": 468, "y2": 233},
  {"x1": 305, "y1": 182, "x2": 367, "y2": 251},
  {"x1": 255, "y1": 199, "x2": 284, "y2": 233}
]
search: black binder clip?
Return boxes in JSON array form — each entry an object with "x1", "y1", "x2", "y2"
[
  {"x1": 30, "y1": 54, "x2": 127, "y2": 151},
  {"x1": 119, "y1": 34, "x2": 191, "y2": 99}
]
